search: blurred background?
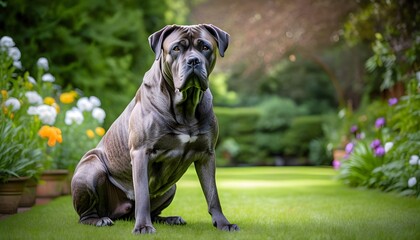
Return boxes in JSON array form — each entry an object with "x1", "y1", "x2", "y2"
[{"x1": 1, "y1": 0, "x2": 419, "y2": 167}]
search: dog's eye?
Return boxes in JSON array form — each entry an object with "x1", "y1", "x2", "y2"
[
  {"x1": 202, "y1": 45, "x2": 209, "y2": 51},
  {"x1": 172, "y1": 46, "x2": 180, "y2": 52}
]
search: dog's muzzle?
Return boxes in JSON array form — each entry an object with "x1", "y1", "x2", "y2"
[{"x1": 180, "y1": 56, "x2": 208, "y2": 92}]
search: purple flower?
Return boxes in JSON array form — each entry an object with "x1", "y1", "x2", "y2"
[
  {"x1": 332, "y1": 159, "x2": 341, "y2": 169},
  {"x1": 345, "y1": 142, "x2": 354, "y2": 154},
  {"x1": 350, "y1": 125, "x2": 358, "y2": 134},
  {"x1": 375, "y1": 117, "x2": 385, "y2": 128},
  {"x1": 388, "y1": 98, "x2": 398, "y2": 106},
  {"x1": 370, "y1": 139, "x2": 381, "y2": 149},
  {"x1": 374, "y1": 146, "x2": 385, "y2": 157}
]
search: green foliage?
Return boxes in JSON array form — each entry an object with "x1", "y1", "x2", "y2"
[
  {"x1": 0, "y1": 0, "x2": 189, "y2": 127},
  {"x1": 209, "y1": 72, "x2": 238, "y2": 106}
]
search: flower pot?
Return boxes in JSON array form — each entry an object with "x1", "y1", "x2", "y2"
[
  {"x1": 19, "y1": 178, "x2": 38, "y2": 208},
  {"x1": 0, "y1": 177, "x2": 28, "y2": 214},
  {"x1": 61, "y1": 171, "x2": 73, "y2": 196},
  {"x1": 36, "y1": 170, "x2": 69, "y2": 198}
]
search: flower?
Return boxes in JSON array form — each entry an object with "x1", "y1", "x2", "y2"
[
  {"x1": 27, "y1": 106, "x2": 39, "y2": 115},
  {"x1": 345, "y1": 142, "x2": 354, "y2": 154},
  {"x1": 65, "y1": 108, "x2": 84, "y2": 125},
  {"x1": 36, "y1": 105, "x2": 57, "y2": 125},
  {"x1": 1, "y1": 90, "x2": 7, "y2": 99},
  {"x1": 350, "y1": 125, "x2": 358, "y2": 134},
  {"x1": 42, "y1": 73, "x2": 55, "y2": 82},
  {"x1": 92, "y1": 107, "x2": 106, "y2": 123},
  {"x1": 384, "y1": 142, "x2": 393, "y2": 153},
  {"x1": 89, "y1": 96, "x2": 101, "y2": 107},
  {"x1": 25, "y1": 91, "x2": 43, "y2": 105},
  {"x1": 77, "y1": 97, "x2": 94, "y2": 112},
  {"x1": 95, "y1": 127, "x2": 106, "y2": 137},
  {"x1": 370, "y1": 139, "x2": 381, "y2": 149},
  {"x1": 388, "y1": 98, "x2": 398, "y2": 106},
  {"x1": 7, "y1": 47, "x2": 21, "y2": 61},
  {"x1": 332, "y1": 159, "x2": 341, "y2": 169},
  {"x1": 356, "y1": 132, "x2": 365, "y2": 139},
  {"x1": 0, "y1": 36, "x2": 15, "y2": 48},
  {"x1": 38, "y1": 125, "x2": 63, "y2": 147},
  {"x1": 374, "y1": 146, "x2": 385, "y2": 157},
  {"x1": 44, "y1": 97, "x2": 56, "y2": 105},
  {"x1": 409, "y1": 155, "x2": 419, "y2": 165},
  {"x1": 60, "y1": 91, "x2": 77, "y2": 104},
  {"x1": 4, "y1": 97, "x2": 21, "y2": 111},
  {"x1": 37, "y1": 57, "x2": 49, "y2": 71},
  {"x1": 86, "y1": 129, "x2": 95, "y2": 139},
  {"x1": 27, "y1": 76, "x2": 36, "y2": 85},
  {"x1": 408, "y1": 177, "x2": 417, "y2": 188},
  {"x1": 13, "y1": 61, "x2": 22, "y2": 69},
  {"x1": 375, "y1": 117, "x2": 385, "y2": 128}
]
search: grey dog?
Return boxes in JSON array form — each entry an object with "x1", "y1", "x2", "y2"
[{"x1": 71, "y1": 24, "x2": 239, "y2": 234}]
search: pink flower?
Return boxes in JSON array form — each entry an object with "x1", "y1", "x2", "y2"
[
  {"x1": 388, "y1": 98, "x2": 398, "y2": 106},
  {"x1": 332, "y1": 159, "x2": 341, "y2": 169},
  {"x1": 375, "y1": 117, "x2": 385, "y2": 128}
]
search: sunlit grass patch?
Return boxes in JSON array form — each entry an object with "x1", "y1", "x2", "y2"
[{"x1": 0, "y1": 167, "x2": 419, "y2": 240}]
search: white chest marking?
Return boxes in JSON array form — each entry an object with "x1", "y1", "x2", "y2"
[{"x1": 178, "y1": 134, "x2": 198, "y2": 144}]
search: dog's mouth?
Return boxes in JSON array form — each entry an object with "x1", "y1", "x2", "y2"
[{"x1": 178, "y1": 69, "x2": 208, "y2": 92}]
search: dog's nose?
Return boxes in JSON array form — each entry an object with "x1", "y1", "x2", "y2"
[{"x1": 187, "y1": 57, "x2": 200, "y2": 66}]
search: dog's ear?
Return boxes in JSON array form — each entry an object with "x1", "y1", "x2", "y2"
[
  {"x1": 202, "y1": 24, "x2": 230, "y2": 57},
  {"x1": 149, "y1": 25, "x2": 177, "y2": 60}
]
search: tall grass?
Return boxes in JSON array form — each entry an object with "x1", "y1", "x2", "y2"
[{"x1": 1, "y1": 167, "x2": 419, "y2": 239}]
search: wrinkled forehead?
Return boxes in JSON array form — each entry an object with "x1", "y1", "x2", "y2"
[{"x1": 163, "y1": 26, "x2": 216, "y2": 49}]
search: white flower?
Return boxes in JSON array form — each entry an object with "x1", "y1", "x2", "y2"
[
  {"x1": 0, "y1": 36, "x2": 15, "y2": 48},
  {"x1": 92, "y1": 107, "x2": 106, "y2": 123},
  {"x1": 409, "y1": 155, "x2": 419, "y2": 165},
  {"x1": 4, "y1": 97, "x2": 21, "y2": 111},
  {"x1": 13, "y1": 61, "x2": 22, "y2": 69},
  {"x1": 27, "y1": 106, "x2": 39, "y2": 115},
  {"x1": 37, "y1": 57, "x2": 49, "y2": 71},
  {"x1": 36, "y1": 105, "x2": 57, "y2": 125},
  {"x1": 408, "y1": 177, "x2": 417, "y2": 188},
  {"x1": 77, "y1": 97, "x2": 94, "y2": 112},
  {"x1": 384, "y1": 142, "x2": 393, "y2": 153},
  {"x1": 25, "y1": 91, "x2": 43, "y2": 105},
  {"x1": 65, "y1": 108, "x2": 84, "y2": 125},
  {"x1": 41, "y1": 73, "x2": 55, "y2": 82},
  {"x1": 89, "y1": 96, "x2": 101, "y2": 107},
  {"x1": 27, "y1": 76, "x2": 37, "y2": 84},
  {"x1": 8, "y1": 47, "x2": 21, "y2": 61}
]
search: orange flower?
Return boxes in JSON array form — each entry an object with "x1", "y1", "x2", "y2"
[
  {"x1": 44, "y1": 97, "x2": 56, "y2": 105},
  {"x1": 60, "y1": 91, "x2": 77, "y2": 104},
  {"x1": 38, "y1": 125, "x2": 63, "y2": 147},
  {"x1": 86, "y1": 129, "x2": 95, "y2": 139},
  {"x1": 95, "y1": 127, "x2": 106, "y2": 137}
]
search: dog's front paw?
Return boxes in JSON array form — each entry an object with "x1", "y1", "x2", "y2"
[
  {"x1": 132, "y1": 225, "x2": 156, "y2": 234},
  {"x1": 153, "y1": 216, "x2": 187, "y2": 225},
  {"x1": 220, "y1": 224, "x2": 240, "y2": 232},
  {"x1": 95, "y1": 217, "x2": 114, "y2": 227}
]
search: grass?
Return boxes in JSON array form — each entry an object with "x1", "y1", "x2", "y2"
[{"x1": 1, "y1": 167, "x2": 419, "y2": 239}]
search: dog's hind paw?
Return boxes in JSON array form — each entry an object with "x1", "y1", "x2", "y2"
[
  {"x1": 153, "y1": 216, "x2": 186, "y2": 225},
  {"x1": 95, "y1": 217, "x2": 114, "y2": 227}
]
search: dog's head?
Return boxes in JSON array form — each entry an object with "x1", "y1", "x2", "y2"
[{"x1": 149, "y1": 24, "x2": 229, "y2": 92}]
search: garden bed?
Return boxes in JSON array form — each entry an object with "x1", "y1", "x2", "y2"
[{"x1": 0, "y1": 167, "x2": 419, "y2": 239}]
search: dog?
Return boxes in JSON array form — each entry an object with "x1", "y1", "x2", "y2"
[{"x1": 71, "y1": 24, "x2": 239, "y2": 234}]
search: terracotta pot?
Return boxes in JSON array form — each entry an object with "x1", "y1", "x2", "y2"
[
  {"x1": 0, "y1": 177, "x2": 28, "y2": 214},
  {"x1": 36, "y1": 170, "x2": 69, "y2": 198},
  {"x1": 61, "y1": 171, "x2": 73, "y2": 196},
  {"x1": 19, "y1": 178, "x2": 38, "y2": 208}
]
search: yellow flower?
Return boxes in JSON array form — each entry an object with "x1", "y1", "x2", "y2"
[
  {"x1": 52, "y1": 103, "x2": 60, "y2": 113},
  {"x1": 1, "y1": 90, "x2": 7, "y2": 99},
  {"x1": 38, "y1": 125, "x2": 63, "y2": 147},
  {"x1": 86, "y1": 129, "x2": 95, "y2": 139},
  {"x1": 95, "y1": 127, "x2": 106, "y2": 137},
  {"x1": 60, "y1": 91, "x2": 77, "y2": 104},
  {"x1": 44, "y1": 97, "x2": 56, "y2": 105}
]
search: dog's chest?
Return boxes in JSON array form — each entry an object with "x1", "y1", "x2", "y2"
[{"x1": 146, "y1": 132, "x2": 210, "y2": 195}]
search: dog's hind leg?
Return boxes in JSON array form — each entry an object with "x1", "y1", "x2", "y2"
[
  {"x1": 150, "y1": 185, "x2": 186, "y2": 225},
  {"x1": 71, "y1": 154, "x2": 114, "y2": 227}
]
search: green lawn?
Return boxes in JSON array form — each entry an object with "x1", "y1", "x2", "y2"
[{"x1": 1, "y1": 167, "x2": 419, "y2": 239}]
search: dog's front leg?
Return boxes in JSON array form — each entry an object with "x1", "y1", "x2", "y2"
[
  {"x1": 194, "y1": 155, "x2": 239, "y2": 231},
  {"x1": 131, "y1": 148, "x2": 156, "y2": 234}
]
